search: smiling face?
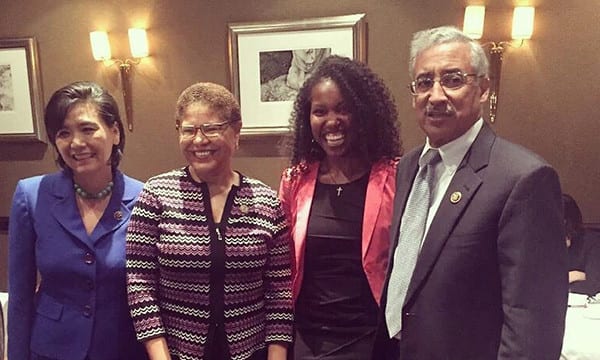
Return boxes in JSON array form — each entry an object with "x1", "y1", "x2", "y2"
[
  {"x1": 54, "y1": 102, "x2": 119, "y2": 182},
  {"x1": 309, "y1": 78, "x2": 357, "y2": 160},
  {"x1": 412, "y1": 42, "x2": 489, "y2": 147},
  {"x1": 178, "y1": 102, "x2": 240, "y2": 182}
]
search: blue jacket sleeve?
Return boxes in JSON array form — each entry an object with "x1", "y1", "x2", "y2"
[{"x1": 8, "y1": 180, "x2": 38, "y2": 360}]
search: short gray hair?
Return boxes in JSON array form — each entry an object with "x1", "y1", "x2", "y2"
[{"x1": 409, "y1": 26, "x2": 489, "y2": 78}]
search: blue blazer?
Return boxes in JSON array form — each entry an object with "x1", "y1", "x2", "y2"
[{"x1": 8, "y1": 170, "x2": 147, "y2": 360}]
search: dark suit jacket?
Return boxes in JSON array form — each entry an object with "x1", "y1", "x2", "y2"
[
  {"x1": 8, "y1": 170, "x2": 147, "y2": 360},
  {"x1": 375, "y1": 124, "x2": 568, "y2": 360}
]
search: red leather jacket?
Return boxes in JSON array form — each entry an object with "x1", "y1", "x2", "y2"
[{"x1": 278, "y1": 159, "x2": 397, "y2": 305}]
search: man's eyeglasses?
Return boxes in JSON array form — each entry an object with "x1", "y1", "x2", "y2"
[
  {"x1": 176, "y1": 120, "x2": 234, "y2": 139},
  {"x1": 409, "y1": 72, "x2": 481, "y2": 95}
]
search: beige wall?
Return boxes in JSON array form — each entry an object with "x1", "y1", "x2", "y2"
[{"x1": 1, "y1": 0, "x2": 599, "y2": 290}]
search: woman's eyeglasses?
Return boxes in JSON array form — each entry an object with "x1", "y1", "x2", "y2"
[{"x1": 176, "y1": 120, "x2": 234, "y2": 139}]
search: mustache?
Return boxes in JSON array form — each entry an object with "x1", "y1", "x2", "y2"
[{"x1": 425, "y1": 105, "x2": 454, "y2": 116}]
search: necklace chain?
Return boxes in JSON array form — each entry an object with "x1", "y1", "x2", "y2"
[
  {"x1": 326, "y1": 172, "x2": 344, "y2": 197},
  {"x1": 74, "y1": 181, "x2": 114, "y2": 199}
]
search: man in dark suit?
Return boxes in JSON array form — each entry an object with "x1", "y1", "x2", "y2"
[{"x1": 376, "y1": 26, "x2": 568, "y2": 359}]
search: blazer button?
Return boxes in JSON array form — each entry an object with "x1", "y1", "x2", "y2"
[
  {"x1": 83, "y1": 305, "x2": 92, "y2": 317},
  {"x1": 84, "y1": 252, "x2": 95, "y2": 265}
]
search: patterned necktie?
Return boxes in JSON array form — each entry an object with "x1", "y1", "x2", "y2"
[{"x1": 385, "y1": 149, "x2": 441, "y2": 338}]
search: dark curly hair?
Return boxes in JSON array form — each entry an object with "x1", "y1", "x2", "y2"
[{"x1": 282, "y1": 55, "x2": 402, "y2": 166}]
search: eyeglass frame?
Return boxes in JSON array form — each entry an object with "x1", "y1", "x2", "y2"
[
  {"x1": 175, "y1": 119, "x2": 236, "y2": 139},
  {"x1": 408, "y1": 71, "x2": 483, "y2": 96}
]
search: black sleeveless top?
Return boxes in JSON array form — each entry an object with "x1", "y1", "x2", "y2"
[{"x1": 295, "y1": 172, "x2": 378, "y2": 335}]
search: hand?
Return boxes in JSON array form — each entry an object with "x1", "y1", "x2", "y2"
[
  {"x1": 267, "y1": 343, "x2": 288, "y2": 360},
  {"x1": 144, "y1": 337, "x2": 172, "y2": 360},
  {"x1": 569, "y1": 270, "x2": 586, "y2": 283}
]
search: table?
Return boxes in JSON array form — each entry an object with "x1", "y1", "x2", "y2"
[{"x1": 561, "y1": 305, "x2": 600, "y2": 359}]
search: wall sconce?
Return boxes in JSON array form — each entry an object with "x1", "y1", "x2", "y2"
[
  {"x1": 463, "y1": 6, "x2": 535, "y2": 123},
  {"x1": 89, "y1": 28, "x2": 149, "y2": 131}
]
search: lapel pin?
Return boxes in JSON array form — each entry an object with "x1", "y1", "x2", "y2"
[
  {"x1": 240, "y1": 205, "x2": 249, "y2": 214},
  {"x1": 450, "y1": 191, "x2": 462, "y2": 204},
  {"x1": 114, "y1": 211, "x2": 123, "y2": 220}
]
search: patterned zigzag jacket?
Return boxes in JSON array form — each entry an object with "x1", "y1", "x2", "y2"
[{"x1": 126, "y1": 167, "x2": 294, "y2": 360}]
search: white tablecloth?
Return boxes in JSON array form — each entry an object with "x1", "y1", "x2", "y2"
[
  {"x1": 561, "y1": 306, "x2": 600, "y2": 359},
  {"x1": 0, "y1": 292, "x2": 7, "y2": 360}
]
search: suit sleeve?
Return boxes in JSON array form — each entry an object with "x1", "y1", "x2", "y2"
[
  {"x1": 7, "y1": 181, "x2": 38, "y2": 360},
  {"x1": 496, "y1": 165, "x2": 568, "y2": 359}
]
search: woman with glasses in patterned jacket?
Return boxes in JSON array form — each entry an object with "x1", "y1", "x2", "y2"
[{"x1": 126, "y1": 82, "x2": 293, "y2": 360}]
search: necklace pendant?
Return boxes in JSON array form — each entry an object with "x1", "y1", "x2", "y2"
[{"x1": 336, "y1": 186, "x2": 343, "y2": 197}]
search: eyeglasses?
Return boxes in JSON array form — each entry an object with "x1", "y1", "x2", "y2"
[
  {"x1": 409, "y1": 71, "x2": 481, "y2": 95},
  {"x1": 176, "y1": 120, "x2": 234, "y2": 139}
]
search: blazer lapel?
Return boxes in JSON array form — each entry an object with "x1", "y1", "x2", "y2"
[
  {"x1": 404, "y1": 124, "x2": 496, "y2": 305},
  {"x1": 362, "y1": 162, "x2": 387, "y2": 259},
  {"x1": 51, "y1": 172, "x2": 93, "y2": 249},
  {"x1": 89, "y1": 171, "x2": 132, "y2": 244},
  {"x1": 293, "y1": 164, "x2": 319, "y2": 262},
  {"x1": 51, "y1": 171, "x2": 135, "y2": 248}
]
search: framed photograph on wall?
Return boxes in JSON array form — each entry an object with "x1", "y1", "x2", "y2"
[
  {"x1": 0, "y1": 37, "x2": 45, "y2": 143},
  {"x1": 228, "y1": 13, "x2": 367, "y2": 135}
]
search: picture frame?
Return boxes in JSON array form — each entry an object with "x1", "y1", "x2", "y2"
[
  {"x1": 228, "y1": 14, "x2": 367, "y2": 135},
  {"x1": 0, "y1": 37, "x2": 45, "y2": 143}
]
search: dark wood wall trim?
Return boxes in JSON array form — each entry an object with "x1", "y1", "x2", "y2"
[{"x1": 585, "y1": 222, "x2": 600, "y2": 232}]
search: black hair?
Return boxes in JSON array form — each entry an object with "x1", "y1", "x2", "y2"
[
  {"x1": 282, "y1": 55, "x2": 402, "y2": 165},
  {"x1": 44, "y1": 81, "x2": 125, "y2": 170}
]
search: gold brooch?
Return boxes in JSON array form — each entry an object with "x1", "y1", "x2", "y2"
[{"x1": 450, "y1": 192, "x2": 462, "y2": 204}]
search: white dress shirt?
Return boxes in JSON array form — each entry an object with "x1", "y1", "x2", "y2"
[{"x1": 416, "y1": 118, "x2": 483, "y2": 249}]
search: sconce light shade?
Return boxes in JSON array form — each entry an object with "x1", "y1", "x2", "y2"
[
  {"x1": 463, "y1": 5, "x2": 486, "y2": 39},
  {"x1": 128, "y1": 28, "x2": 149, "y2": 58},
  {"x1": 90, "y1": 31, "x2": 112, "y2": 61},
  {"x1": 511, "y1": 7, "x2": 535, "y2": 40},
  {"x1": 89, "y1": 28, "x2": 150, "y2": 132},
  {"x1": 465, "y1": 5, "x2": 536, "y2": 124}
]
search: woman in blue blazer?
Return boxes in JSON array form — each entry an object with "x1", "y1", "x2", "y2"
[{"x1": 8, "y1": 81, "x2": 147, "y2": 360}]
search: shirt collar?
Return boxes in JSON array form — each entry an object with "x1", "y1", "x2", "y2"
[{"x1": 421, "y1": 118, "x2": 484, "y2": 174}]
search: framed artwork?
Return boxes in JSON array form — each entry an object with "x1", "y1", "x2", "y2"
[
  {"x1": 228, "y1": 13, "x2": 367, "y2": 135},
  {"x1": 0, "y1": 37, "x2": 45, "y2": 143}
]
